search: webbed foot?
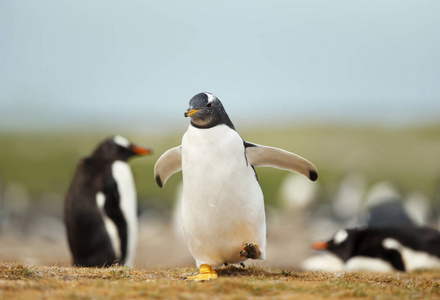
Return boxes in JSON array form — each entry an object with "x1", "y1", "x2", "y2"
[
  {"x1": 239, "y1": 243, "x2": 261, "y2": 259},
  {"x1": 182, "y1": 264, "x2": 218, "y2": 281}
]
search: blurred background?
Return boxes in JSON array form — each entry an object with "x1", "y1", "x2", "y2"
[{"x1": 0, "y1": 0, "x2": 439, "y2": 269}]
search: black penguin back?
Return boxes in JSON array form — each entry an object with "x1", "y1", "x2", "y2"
[{"x1": 65, "y1": 157, "x2": 127, "y2": 267}]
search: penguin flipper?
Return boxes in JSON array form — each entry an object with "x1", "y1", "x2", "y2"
[
  {"x1": 102, "y1": 174, "x2": 127, "y2": 263},
  {"x1": 245, "y1": 142, "x2": 318, "y2": 181},
  {"x1": 154, "y1": 146, "x2": 182, "y2": 188}
]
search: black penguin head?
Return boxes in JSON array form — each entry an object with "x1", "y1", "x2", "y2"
[
  {"x1": 184, "y1": 92, "x2": 235, "y2": 129},
  {"x1": 91, "y1": 135, "x2": 152, "y2": 161},
  {"x1": 311, "y1": 228, "x2": 358, "y2": 262}
]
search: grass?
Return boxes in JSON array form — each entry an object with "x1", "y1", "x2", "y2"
[
  {"x1": 2, "y1": 124, "x2": 440, "y2": 298},
  {"x1": 1, "y1": 263, "x2": 440, "y2": 299},
  {"x1": 1, "y1": 123, "x2": 440, "y2": 211}
]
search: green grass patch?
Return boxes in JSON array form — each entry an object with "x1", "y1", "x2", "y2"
[{"x1": 1, "y1": 123, "x2": 440, "y2": 212}]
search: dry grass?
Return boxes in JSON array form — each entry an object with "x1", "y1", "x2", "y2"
[{"x1": 1, "y1": 263, "x2": 440, "y2": 299}]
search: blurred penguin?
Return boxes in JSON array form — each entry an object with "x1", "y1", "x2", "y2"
[
  {"x1": 363, "y1": 181, "x2": 400, "y2": 209},
  {"x1": 270, "y1": 173, "x2": 319, "y2": 233},
  {"x1": 304, "y1": 182, "x2": 434, "y2": 272},
  {"x1": 361, "y1": 181, "x2": 416, "y2": 228},
  {"x1": 65, "y1": 136, "x2": 151, "y2": 267},
  {"x1": 403, "y1": 192, "x2": 431, "y2": 226},
  {"x1": 279, "y1": 173, "x2": 319, "y2": 214},
  {"x1": 366, "y1": 202, "x2": 415, "y2": 228},
  {"x1": 309, "y1": 226, "x2": 440, "y2": 272},
  {"x1": 306, "y1": 173, "x2": 365, "y2": 245},
  {"x1": 304, "y1": 181, "x2": 413, "y2": 272},
  {"x1": 332, "y1": 173, "x2": 366, "y2": 225}
]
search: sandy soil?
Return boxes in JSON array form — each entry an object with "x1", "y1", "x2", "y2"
[{"x1": 0, "y1": 215, "x2": 320, "y2": 270}]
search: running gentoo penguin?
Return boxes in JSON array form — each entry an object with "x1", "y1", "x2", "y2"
[
  {"x1": 65, "y1": 135, "x2": 151, "y2": 267},
  {"x1": 154, "y1": 92, "x2": 318, "y2": 281},
  {"x1": 311, "y1": 227, "x2": 440, "y2": 272}
]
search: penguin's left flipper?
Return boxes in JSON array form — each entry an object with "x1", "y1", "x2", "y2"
[
  {"x1": 182, "y1": 264, "x2": 218, "y2": 281},
  {"x1": 154, "y1": 146, "x2": 182, "y2": 188},
  {"x1": 239, "y1": 243, "x2": 261, "y2": 259},
  {"x1": 102, "y1": 174, "x2": 127, "y2": 263},
  {"x1": 245, "y1": 142, "x2": 318, "y2": 181}
]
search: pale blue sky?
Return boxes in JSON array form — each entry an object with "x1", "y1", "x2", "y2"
[{"x1": 1, "y1": 0, "x2": 439, "y2": 131}]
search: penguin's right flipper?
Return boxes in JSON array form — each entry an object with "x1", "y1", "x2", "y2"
[
  {"x1": 154, "y1": 146, "x2": 182, "y2": 188},
  {"x1": 245, "y1": 142, "x2": 318, "y2": 181}
]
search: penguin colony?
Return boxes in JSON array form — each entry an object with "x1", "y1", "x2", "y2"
[
  {"x1": 62, "y1": 92, "x2": 440, "y2": 279},
  {"x1": 65, "y1": 135, "x2": 151, "y2": 267}
]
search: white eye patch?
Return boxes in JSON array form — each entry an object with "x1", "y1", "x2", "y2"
[
  {"x1": 334, "y1": 229, "x2": 349, "y2": 244},
  {"x1": 205, "y1": 92, "x2": 215, "y2": 103},
  {"x1": 382, "y1": 238, "x2": 402, "y2": 250},
  {"x1": 113, "y1": 135, "x2": 130, "y2": 148}
]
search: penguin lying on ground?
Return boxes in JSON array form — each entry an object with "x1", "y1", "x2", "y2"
[
  {"x1": 311, "y1": 226, "x2": 440, "y2": 272},
  {"x1": 303, "y1": 182, "x2": 423, "y2": 272},
  {"x1": 154, "y1": 92, "x2": 318, "y2": 281},
  {"x1": 65, "y1": 135, "x2": 151, "y2": 267}
]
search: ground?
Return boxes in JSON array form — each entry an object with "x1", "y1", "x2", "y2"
[
  {"x1": 1, "y1": 222, "x2": 440, "y2": 299},
  {"x1": 1, "y1": 263, "x2": 440, "y2": 299},
  {"x1": 0, "y1": 214, "x2": 318, "y2": 269},
  {"x1": 1, "y1": 126, "x2": 440, "y2": 298}
]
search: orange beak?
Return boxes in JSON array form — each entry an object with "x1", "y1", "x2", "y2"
[
  {"x1": 132, "y1": 146, "x2": 152, "y2": 156},
  {"x1": 185, "y1": 109, "x2": 200, "y2": 117},
  {"x1": 311, "y1": 241, "x2": 329, "y2": 250}
]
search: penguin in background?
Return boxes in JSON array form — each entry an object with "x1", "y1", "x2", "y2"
[
  {"x1": 154, "y1": 92, "x2": 318, "y2": 281},
  {"x1": 311, "y1": 226, "x2": 440, "y2": 272},
  {"x1": 65, "y1": 135, "x2": 151, "y2": 267}
]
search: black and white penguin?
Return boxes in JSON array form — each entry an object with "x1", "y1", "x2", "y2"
[
  {"x1": 311, "y1": 227, "x2": 440, "y2": 272},
  {"x1": 154, "y1": 92, "x2": 318, "y2": 281},
  {"x1": 366, "y1": 202, "x2": 415, "y2": 228},
  {"x1": 65, "y1": 135, "x2": 151, "y2": 267}
]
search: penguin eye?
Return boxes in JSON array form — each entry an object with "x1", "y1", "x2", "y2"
[{"x1": 206, "y1": 102, "x2": 212, "y2": 108}]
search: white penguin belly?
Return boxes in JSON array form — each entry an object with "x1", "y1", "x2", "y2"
[
  {"x1": 181, "y1": 125, "x2": 266, "y2": 267},
  {"x1": 112, "y1": 161, "x2": 138, "y2": 267}
]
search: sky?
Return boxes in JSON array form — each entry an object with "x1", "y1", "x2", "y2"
[{"x1": 1, "y1": 0, "x2": 439, "y2": 132}]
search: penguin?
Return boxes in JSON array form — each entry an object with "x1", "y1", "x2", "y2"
[
  {"x1": 279, "y1": 173, "x2": 319, "y2": 213},
  {"x1": 365, "y1": 201, "x2": 415, "y2": 228},
  {"x1": 65, "y1": 135, "x2": 151, "y2": 267},
  {"x1": 154, "y1": 92, "x2": 318, "y2": 281},
  {"x1": 331, "y1": 173, "x2": 366, "y2": 224},
  {"x1": 304, "y1": 187, "x2": 417, "y2": 272},
  {"x1": 311, "y1": 226, "x2": 440, "y2": 272}
]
